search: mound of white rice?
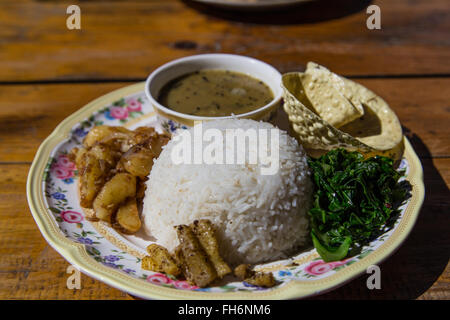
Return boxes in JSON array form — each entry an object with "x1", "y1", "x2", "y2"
[{"x1": 142, "y1": 119, "x2": 312, "y2": 265}]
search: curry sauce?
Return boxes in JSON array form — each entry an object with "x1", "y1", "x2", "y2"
[{"x1": 158, "y1": 69, "x2": 274, "y2": 117}]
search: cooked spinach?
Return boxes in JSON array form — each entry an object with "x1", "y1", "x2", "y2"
[{"x1": 307, "y1": 149, "x2": 407, "y2": 262}]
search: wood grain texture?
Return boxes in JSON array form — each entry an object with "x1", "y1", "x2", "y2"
[
  {"x1": 0, "y1": 158, "x2": 447, "y2": 299},
  {"x1": 0, "y1": 0, "x2": 449, "y2": 82},
  {"x1": 0, "y1": 78, "x2": 448, "y2": 163},
  {"x1": 0, "y1": 0, "x2": 448, "y2": 300},
  {"x1": 0, "y1": 83, "x2": 127, "y2": 163},
  {"x1": 0, "y1": 163, "x2": 131, "y2": 300}
]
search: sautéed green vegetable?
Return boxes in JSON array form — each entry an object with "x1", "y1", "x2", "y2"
[{"x1": 307, "y1": 149, "x2": 407, "y2": 262}]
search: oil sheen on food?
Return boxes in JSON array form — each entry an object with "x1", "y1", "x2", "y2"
[{"x1": 157, "y1": 69, "x2": 274, "y2": 117}]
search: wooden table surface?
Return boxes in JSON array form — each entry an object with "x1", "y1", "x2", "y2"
[{"x1": 0, "y1": 0, "x2": 448, "y2": 300}]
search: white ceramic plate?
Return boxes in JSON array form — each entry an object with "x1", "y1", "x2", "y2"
[{"x1": 27, "y1": 82, "x2": 425, "y2": 299}]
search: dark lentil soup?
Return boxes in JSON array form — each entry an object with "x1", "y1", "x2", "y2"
[{"x1": 157, "y1": 69, "x2": 274, "y2": 117}]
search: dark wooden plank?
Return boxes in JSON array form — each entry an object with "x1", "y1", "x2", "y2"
[
  {"x1": 0, "y1": 78, "x2": 448, "y2": 163},
  {"x1": 2, "y1": 157, "x2": 448, "y2": 299},
  {"x1": 0, "y1": 0, "x2": 449, "y2": 82},
  {"x1": 0, "y1": 82, "x2": 128, "y2": 163}
]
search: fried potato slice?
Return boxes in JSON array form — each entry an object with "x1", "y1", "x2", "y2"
[
  {"x1": 73, "y1": 147, "x2": 88, "y2": 172},
  {"x1": 244, "y1": 271, "x2": 276, "y2": 288},
  {"x1": 233, "y1": 264, "x2": 253, "y2": 280},
  {"x1": 132, "y1": 126, "x2": 157, "y2": 145},
  {"x1": 190, "y1": 220, "x2": 231, "y2": 278},
  {"x1": 119, "y1": 144, "x2": 155, "y2": 178},
  {"x1": 88, "y1": 143, "x2": 121, "y2": 168},
  {"x1": 75, "y1": 125, "x2": 173, "y2": 234},
  {"x1": 234, "y1": 264, "x2": 276, "y2": 288},
  {"x1": 83, "y1": 125, "x2": 132, "y2": 149},
  {"x1": 93, "y1": 173, "x2": 136, "y2": 222},
  {"x1": 136, "y1": 177, "x2": 148, "y2": 201},
  {"x1": 75, "y1": 143, "x2": 120, "y2": 209},
  {"x1": 176, "y1": 225, "x2": 217, "y2": 287},
  {"x1": 79, "y1": 151, "x2": 110, "y2": 208},
  {"x1": 113, "y1": 197, "x2": 141, "y2": 234},
  {"x1": 174, "y1": 244, "x2": 184, "y2": 269},
  {"x1": 143, "y1": 133, "x2": 170, "y2": 158},
  {"x1": 68, "y1": 146, "x2": 89, "y2": 172},
  {"x1": 141, "y1": 244, "x2": 181, "y2": 276}
]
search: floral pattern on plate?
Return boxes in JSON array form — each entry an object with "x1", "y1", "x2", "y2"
[{"x1": 41, "y1": 90, "x2": 413, "y2": 293}]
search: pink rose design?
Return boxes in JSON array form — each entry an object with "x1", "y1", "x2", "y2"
[
  {"x1": 110, "y1": 106, "x2": 129, "y2": 120},
  {"x1": 126, "y1": 98, "x2": 142, "y2": 112},
  {"x1": 304, "y1": 260, "x2": 335, "y2": 276},
  {"x1": 57, "y1": 155, "x2": 75, "y2": 170},
  {"x1": 52, "y1": 165, "x2": 74, "y2": 180},
  {"x1": 330, "y1": 258, "x2": 352, "y2": 268},
  {"x1": 146, "y1": 273, "x2": 171, "y2": 285},
  {"x1": 61, "y1": 210, "x2": 83, "y2": 223},
  {"x1": 172, "y1": 280, "x2": 198, "y2": 290}
]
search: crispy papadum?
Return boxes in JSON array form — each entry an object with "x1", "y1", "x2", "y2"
[
  {"x1": 302, "y1": 62, "x2": 364, "y2": 128},
  {"x1": 282, "y1": 63, "x2": 404, "y2": 160}
]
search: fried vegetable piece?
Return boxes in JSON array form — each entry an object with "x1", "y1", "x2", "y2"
[
  {"x1": 83, "y1": 125, "x2": 132, "y2": 149},
  {"x1": 69, "y1": 147, "x2": 81, "y2": 164},
  {"x1": 234, "y1": 264, "x2": 253, "y2": 280},
  {"x1": 119, "y1": 144, "x2": 155, "y2": 178},
  {"x1": 190, "y1": 220, "x2": 231, "y2": 278},
  {"x1": 173, "y1": 245, "x2": 184, "y2": 270},
  {"x1": 132, "y1": 126, "x2": 157, "y2": 144},
  {"x1": 244, "y1": 272, "x2": 276, "y2": 288},
  {"x1": 176, "y1": 225, "x2": 217, "y2": 287},
  {"x1": 234, "y1": 264, "x2": 276, "y2": 288},
  {"x1": 144, "y1": 133, "x2": 170, "y2": 157},
  {"x1": 75, "y1": 125, "x2": 172, "y2": 232},
  {"x1": 79, "y1": 151, "x2": 110, "y2": 208},
  {"x1": 141, "y1": 244, "x2": 181, "y2": 276},
  {"x1": 113, "y1": 197, "x2": 141, "y2": 234},
  {"x1": 74, "y1": 147, "x2": 88, "y2": 170},
  {"x1": 68, "y1": 147, "x2": 78, "y2": 161},
  {"x1": 136, "y1": 177, "x2": 148, "y2": 206},
  {"x1": 88, "y1": 143, "x2": 121, "y2": 168},
  {"x1": 69, "y1": 147, "x2": 88, "y2": 175},
  {"x1": 93, "y1": 173, "x2": 136, "y2": 222}
]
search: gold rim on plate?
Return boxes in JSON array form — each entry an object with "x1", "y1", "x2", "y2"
[{"x1": 27, "y1": 82, "x2": 425, "y2": 299}]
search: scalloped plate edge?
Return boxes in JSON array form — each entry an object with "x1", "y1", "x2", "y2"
[{"x1": 27, "y1": 83, "x2": 425, "y2": 300}]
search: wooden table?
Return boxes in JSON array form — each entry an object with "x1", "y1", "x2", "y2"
[{"x1": 0, "y1": 0, "x2": 448, "y2": 300}]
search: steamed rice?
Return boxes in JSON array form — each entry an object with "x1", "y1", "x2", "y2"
[{"x1": 142, "y1": 119, "x2": 312, "y2": 265}]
